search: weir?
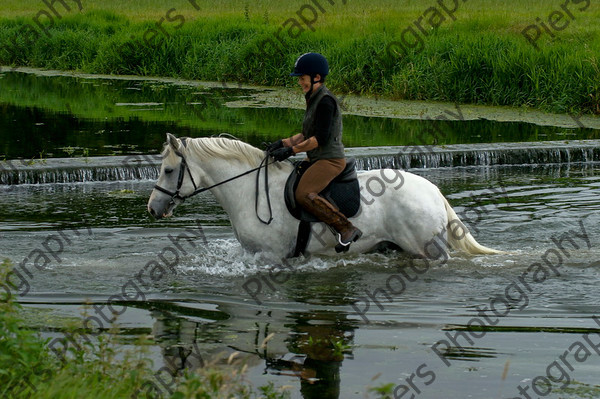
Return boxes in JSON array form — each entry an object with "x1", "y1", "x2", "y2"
[{"x1": 1, "y1": 140, "x2": 599, "y2": 185}]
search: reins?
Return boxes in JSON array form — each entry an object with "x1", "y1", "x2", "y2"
[
  {"x1": 153, "y1": 138, "x2": 274, "y2": 225},
  {"x1": 254, "y1": 155, "x2": 273, "y2": 224}
]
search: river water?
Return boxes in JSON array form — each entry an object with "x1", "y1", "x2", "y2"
[{"x1": 1, "y1": 69, "x2": 600, "y2": 399}]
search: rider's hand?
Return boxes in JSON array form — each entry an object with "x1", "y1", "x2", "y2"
[
  {"x1": 266, "y1": 139, "x2": 284, "y2": 154},
  {"x1": 271, "y1": 147, "x2": 294, "y2": 162}
]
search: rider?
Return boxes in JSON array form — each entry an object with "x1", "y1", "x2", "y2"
[{"x1": 268, "y1": 52, "x2": 362, "y2": 248}]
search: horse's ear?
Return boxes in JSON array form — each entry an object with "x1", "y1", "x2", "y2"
[{"x1": 166, "y1": 133, "x2": 180, "y2": 150}]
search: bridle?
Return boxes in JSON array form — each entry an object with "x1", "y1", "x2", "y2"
[
  {"x1": 153, "y1": 140, "x2": 201, "y2": 204},
  {"x1": 153, "y1": 138, "x2": 274, "y2": 224}
]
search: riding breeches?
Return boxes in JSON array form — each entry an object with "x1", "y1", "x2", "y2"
[{"x1": 295, "y1": 158, "x2": 346, "y2": 208}]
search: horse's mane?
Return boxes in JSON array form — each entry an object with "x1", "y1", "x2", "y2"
[{"x1": 162, "y1": 137, "x2": 288, "y2": 170}]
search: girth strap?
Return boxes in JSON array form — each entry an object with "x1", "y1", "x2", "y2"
[{"x1": 292, "y1": 221, "x2": 312, "y2": 257}]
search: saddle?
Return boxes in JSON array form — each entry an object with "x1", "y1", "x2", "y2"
[{"x1": 284, "y1": 158, "x2": 361, "y2": 256}]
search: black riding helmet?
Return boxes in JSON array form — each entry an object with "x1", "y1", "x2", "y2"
[{"x1": 290, "y1": 52, "x2": 329, "y2": 95}]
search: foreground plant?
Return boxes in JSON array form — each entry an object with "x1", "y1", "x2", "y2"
[{"x1": 0, "y1": 259, "x2": 290, "y2": 399}]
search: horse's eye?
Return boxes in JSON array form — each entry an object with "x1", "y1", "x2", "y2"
[{"x1": 165, "y1": 168, "x2": 174, "y2": 174}]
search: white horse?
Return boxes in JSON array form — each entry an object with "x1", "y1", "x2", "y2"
[{"x1": 147, "y1": 134, "x2": 502, "y2": 259}]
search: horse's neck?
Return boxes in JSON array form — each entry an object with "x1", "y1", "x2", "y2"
[{"x1": 192, "y1": 156, "x2": 290, "y2": 219}]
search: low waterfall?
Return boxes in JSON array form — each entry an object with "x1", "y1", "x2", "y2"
[{"x1": 1, "y1": 141, "x2": 599, "y2": 185}]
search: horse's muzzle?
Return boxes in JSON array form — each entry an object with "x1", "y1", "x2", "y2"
[
  {"x1": 148, "y1": 202, "x2": 174, "y2": 219},
  {"x1": 148, "y1": 205, "x2": 162, "y2": 219}
]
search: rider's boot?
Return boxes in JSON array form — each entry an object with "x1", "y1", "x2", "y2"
[{"x1": 304, "y1": 193, "x2": 362, "y2": 250}]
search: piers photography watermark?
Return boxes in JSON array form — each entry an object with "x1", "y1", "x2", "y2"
[
  {"x1": 0, "y1": 215, "x2": 212, "y2": 397},
  {"x1": 521, "y1": 0, "x2": 591, "y2": 50},
  {"x1": 511, "y1": 315, "x2": 600, "y2": 398},
  {"x1": 374, "y1": 0, "x2": 469, "y2": 64},
  {"x1": 1, "y1": 1, "x2": 599, "y2": 397},
  {"x1": 242, "y1": 167, "x2": 406, "y2": 306},
  {"x1": 0, "y1": 0, "x2": 83, "y2": 60},
  {"x1": 390, "y1": 219, "x2": 591, "y2": 398},
  {"x1": 1, "y1": 224, "x2": 93, "y2": 298},
  {"x1": 44, "y1": 220, "x2": 208, "y2": 397}
]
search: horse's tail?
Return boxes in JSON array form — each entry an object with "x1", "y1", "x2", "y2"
[{"x1": 441, "y1": 193, "x2": 505, "y2": 255}]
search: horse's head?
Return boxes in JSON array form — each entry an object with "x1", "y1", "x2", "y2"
[{"x1": 147, "y1": 133, "x2": 201, "y2": 219}]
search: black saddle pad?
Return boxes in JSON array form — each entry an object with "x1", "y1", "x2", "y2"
[{"x1": 284, "y1": 158, "x2": 361, "y2": 222}]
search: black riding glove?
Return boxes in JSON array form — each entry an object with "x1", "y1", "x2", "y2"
[
  {"x1": 266, "y1": 139, "x2": 284, "y2": 154},
  {"x1": 271, "y1": 147, "x2": 294, "y2": 162}
]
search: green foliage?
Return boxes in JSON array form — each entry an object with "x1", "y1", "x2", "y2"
[
  {"x1": 536, "y1": 379, "x2": 600, "y2": 399},
  {"x1": 173, "y1": 367, "x2": 289, "y2": 399},
  {"x1": 0, "y1": 259, "x2": 290, "y2": 399},
  {"x1": 0, "y1": 260, "x2": 56, "y2": 398},
  {"x1": 367, "y1": 382, "x2": 395, "y2": 399},
  {"x1": 0, "y1": 1, "x2": 599, "y2": 113},
  {"x1": 304, "y1": 335, "x2": 352, "y2": 362},
  {"x1": 329, "y1": 337, "x2": 352, "y2": 360}
]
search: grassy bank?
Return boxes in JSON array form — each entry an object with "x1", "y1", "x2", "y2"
[{"x1": 0, "y1": 0, "x2": 599, "y2": 114}]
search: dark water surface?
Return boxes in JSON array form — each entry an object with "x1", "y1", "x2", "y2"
[
  {"x1": 1, "y1": 71, "x2": 600, "y2": 399},
  {"x1": 1, "y1": 70, "x2": 599, "y2": 159}
]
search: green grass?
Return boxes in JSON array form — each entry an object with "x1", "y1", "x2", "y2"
[{"x1": 0, "y1": 0, "x2": 599, "y2": 113}]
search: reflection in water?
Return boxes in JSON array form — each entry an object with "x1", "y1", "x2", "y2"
[
  {"x1": 145, "y1": 303, "x2": 354, "y2": 399},
  {"x1": 235, "y1": 310, "x2": 356, "y2": 399},
  {"x1": 1, "y1": 71, "x2": 599, "y2": 159},
  {"x1": 289, "y1": 311, "x2": 355, "y2": 399},
  {"x1": 3, "y1": 160, "x2": 600, "y2": 399},
  {"x1": 3, "y1": 70, "x2": 600, "y2": 399}
]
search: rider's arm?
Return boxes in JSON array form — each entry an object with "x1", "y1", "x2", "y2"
[
  {"x1": 283, "y1": 133, "x2": 305, "y2": 147},
  {"x1": 291, "y1": 136, "x2": 318, "y2": 153}
]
